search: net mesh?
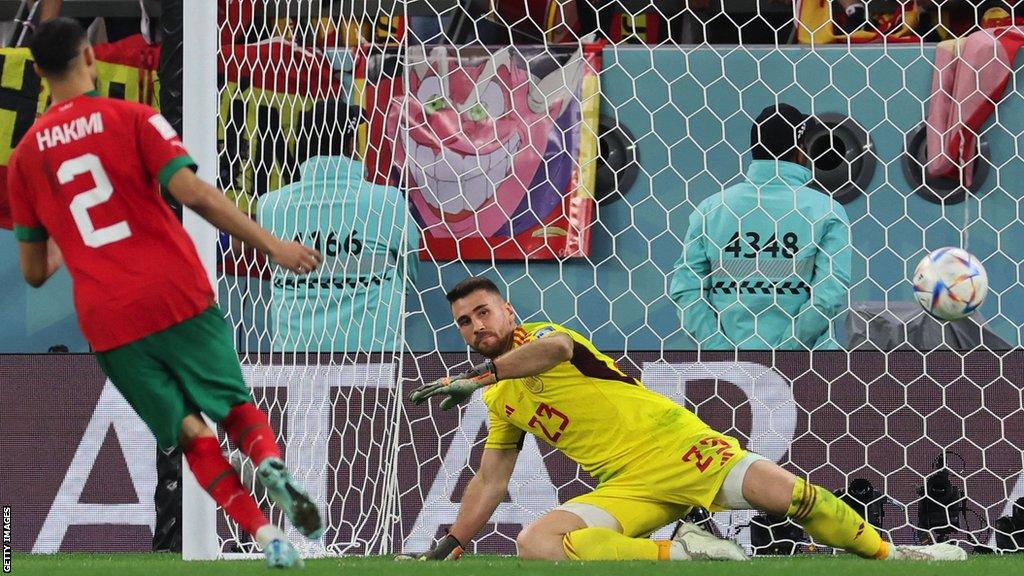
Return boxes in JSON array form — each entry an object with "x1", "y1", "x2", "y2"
[{"x1": 211, "y1": 1, "x2": 1024, "y2": 556}]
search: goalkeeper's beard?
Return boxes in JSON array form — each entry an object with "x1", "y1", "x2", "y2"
[{"x1": 472, "y1": 331, "x2": 514, "y2": 359}]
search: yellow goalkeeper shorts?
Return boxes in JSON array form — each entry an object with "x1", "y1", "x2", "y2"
[{"x1": 564, "y1": 427, "x2": 747, "y2": 537}]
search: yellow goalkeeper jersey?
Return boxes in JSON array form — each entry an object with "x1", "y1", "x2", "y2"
[{"x1": 481, "y1": 322, "x2": 715, "y2": 484}]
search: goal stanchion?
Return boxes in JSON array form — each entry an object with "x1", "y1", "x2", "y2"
[{"x1": 181, "y1": 0, "x2": 219, "y2": 561}]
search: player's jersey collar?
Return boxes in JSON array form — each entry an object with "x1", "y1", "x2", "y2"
[{"x1": 48, "y1": 90, "x2": 102, "y2": 114}]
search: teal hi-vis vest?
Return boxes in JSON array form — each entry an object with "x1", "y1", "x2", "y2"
[
  {"x1": 670, "y1": 160, "x2": 851, "y2": 350},
  {"x1": 258, "y1": 156, "x2": 419, "y2": 352}
]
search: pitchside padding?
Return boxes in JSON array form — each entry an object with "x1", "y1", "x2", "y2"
[{"x1": 2, "y1": 351, "x2": 1021, "y2": 553}]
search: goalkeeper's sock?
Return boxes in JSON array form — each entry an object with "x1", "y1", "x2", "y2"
[
  {"x1": 184, "y1": 435, "x2": 269, "y2": 537},
  {"x1": 562, "y1": 527, "x2": 688, "y2": 561},
  {"x1": 223, "y1": 402, "x2": 282, "y2": 465},
  {"x1": 787, "y1": 477, "x2": 888, "y2": 559}
]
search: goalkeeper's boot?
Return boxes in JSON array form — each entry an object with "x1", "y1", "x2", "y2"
[
  {"x1": 888, "y1": 542, "x2": 967, "y2": 561},
  {"x1": 671, "y1": 522, "x2": 748, "y2": 561},
  {"x1": 257, "y1": 457, "x2": 324, "y2": 539},
  {"x1": 264, "y1": 538, "x2": 305, "y2": 569}
]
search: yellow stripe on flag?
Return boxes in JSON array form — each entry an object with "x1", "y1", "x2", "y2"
[{"x1": 576, "y1": 61, "x2": 600, "y2": 200}]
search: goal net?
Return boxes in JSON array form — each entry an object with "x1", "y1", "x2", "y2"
[{"x1": 205, "y1": 0, "x2": 1024, "y2": 557}]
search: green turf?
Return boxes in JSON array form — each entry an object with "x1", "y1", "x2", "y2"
[{"x1": 8, "y1": 553, "x2": 1023, "y2": 576}]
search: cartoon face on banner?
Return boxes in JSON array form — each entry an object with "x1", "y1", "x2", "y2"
[{"x1": 386, "y1": 48, "x2": 582, "y2": 240}]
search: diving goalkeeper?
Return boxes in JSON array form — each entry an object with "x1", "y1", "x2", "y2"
[{"x1": 407, "y1": 276, "x2": 966, "y2": 562}]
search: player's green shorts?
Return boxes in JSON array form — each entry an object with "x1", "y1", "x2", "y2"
[{"x1": 95, "y1": 305, "x2": 251, "y2": 449}]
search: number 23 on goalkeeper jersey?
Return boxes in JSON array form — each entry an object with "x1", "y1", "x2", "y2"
[
  {"x1": 7, "y1": 93, "x2": 212, "y2": 351},
  {"x1": 482, "y1": 322, "x2": 746, "y2": 504}
]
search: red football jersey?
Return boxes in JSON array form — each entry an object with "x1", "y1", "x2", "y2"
[{"x1": 7, "y1": 92, "x2": 214, "y2": 351}]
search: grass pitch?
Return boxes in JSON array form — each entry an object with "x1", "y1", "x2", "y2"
[{"x1": 9, "y1": 552, "x2": 1022, "y2": 576}]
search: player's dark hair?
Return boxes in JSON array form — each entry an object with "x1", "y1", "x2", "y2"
[
  {"x1": 446, "y1": 276, "x2": 503, "y2": 304},
  {"x1": 29, "y1": 17, "x2": 88, "y2": 78}
]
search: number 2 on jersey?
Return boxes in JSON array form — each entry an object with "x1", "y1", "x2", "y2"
[{"x1": 60, "y1": 153, "x2": 132, "y2": 248}]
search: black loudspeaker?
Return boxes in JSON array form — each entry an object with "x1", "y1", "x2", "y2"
[
  {"x1": 594, "y1": 114, "x2": 639, "y2": 206},
  {"x1": 914, "y1": 455, "x2": 966, "y2": 544},
  {"x1": 834, "y1": 478, "x2": 886, "y2": 529},
  {"x1": 803, "y1": 113, "x2": 875, "y2": 205},
  {"x1": 994, "y1": 497, "x2": 1024, "y2": 553},
  {"x1": 750, "y1": 514, "x2": 805, "y2": 556},
  {"x1": 901, "y1": 123, "x2": 990, "y2": 205}
]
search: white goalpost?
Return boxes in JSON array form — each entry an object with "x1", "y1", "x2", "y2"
[{"x1": 180, "y1": 0, "x2": 221, "y2": 561}]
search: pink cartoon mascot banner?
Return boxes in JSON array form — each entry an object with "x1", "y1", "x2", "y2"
[{"x1": 360, "y1": 45, "x2": 601, "y2": 261}]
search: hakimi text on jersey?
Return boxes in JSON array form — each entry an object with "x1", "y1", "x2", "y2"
[{"x1": 35, "y1": 112, "x2": 104, "y2": 151}]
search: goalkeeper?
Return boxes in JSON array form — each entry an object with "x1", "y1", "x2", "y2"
[{"x1": 407, "y1": 276, "x2": 965, "y2": 562}]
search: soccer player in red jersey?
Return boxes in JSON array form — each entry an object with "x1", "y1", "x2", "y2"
[{"x1": 8, "y1": 18, "x2": 322, "y2": 568}]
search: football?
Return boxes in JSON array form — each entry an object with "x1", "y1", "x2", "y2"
[{"x1": 913, "y1": 247, "x2": 988, "y2": 321}]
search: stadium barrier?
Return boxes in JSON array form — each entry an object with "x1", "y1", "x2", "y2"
[{"x1": 2, "y1": 351, "x2": 1020, "y2": 553}]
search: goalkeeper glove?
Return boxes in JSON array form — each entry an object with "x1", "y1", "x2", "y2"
[
  {"x1": 408, "y1": 360, "x2": 498, "y2": 410},
  {"x1": 396, "y1": 533, "x2": 465, "y2": 561}
]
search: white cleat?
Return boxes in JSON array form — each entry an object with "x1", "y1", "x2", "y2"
[
  {"x1": 264, "y1": 538, "x2": 305, "y2": 569},
  {"x1": 672, "y1": 522, "x2": 748, "y2": 561},
  {"x1": 888, "y1": 542, "x2": 967, "y2": 561}
]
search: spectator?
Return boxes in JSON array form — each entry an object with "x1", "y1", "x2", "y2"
[
  {"x1": 670, "y1": 103, "x2": 851, "y2": 350},
  {"x1": 917, "y1": 0, "x2": 1023, "y2": 38},
  {"x1": 835, "y1": 0, "x2": 868, "y2": 32},
  {"x1": 257, "y1": 102, "x2": 419, "y2": 352},
  {"x1": 219, "y1": 0, "x2": 265, "y2": 45},
  {"x1": 38, "y1": 0, "x2": 148, "y2": 42},
  {"x1": 785, "y1": 0, "x2": 868, "y2": 32}
]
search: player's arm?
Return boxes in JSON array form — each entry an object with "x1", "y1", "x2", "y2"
[
  {"x1": 405, "y1": 447, "x2": 519, "y2": 559},
  {"x1": 137, "y1": 109, "x2": 319, "y2": 275},
  {"x1": 18, "y1": 238, "x2": 63, "y2": 288},
  {"x1": 492, "y1": 332, "x2": 574, "y2": 379},
  {"x1": 409, "y1": 333, "x2": 574, "y2": 409},
  {"x1": 9, "y1": 155, "x2": 62, "y2": 288},
  {"x1": 166, "y1": 169, "x2": 321, "y2": 274},
  {"x1": 450, "y1": 447, "x2": 518, "y2": 547}
]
